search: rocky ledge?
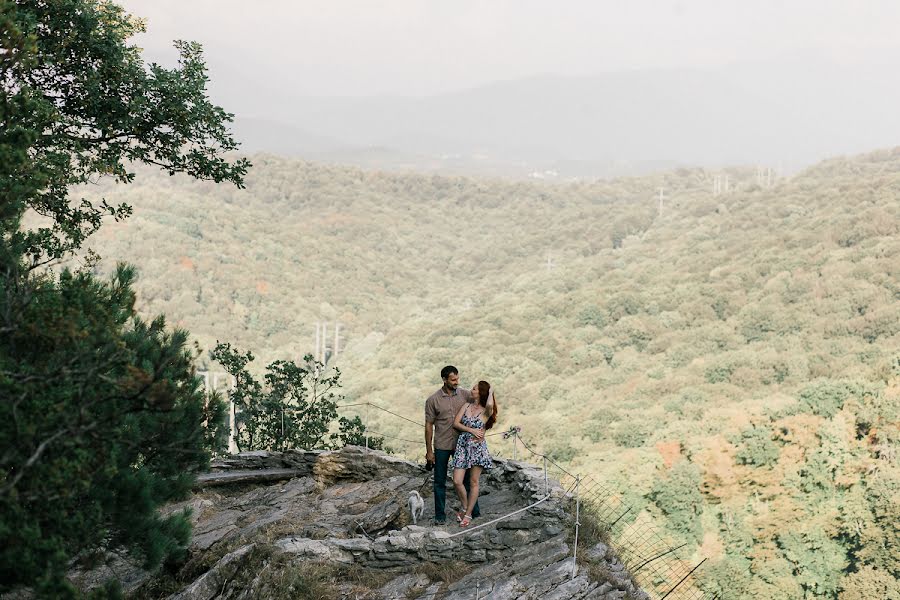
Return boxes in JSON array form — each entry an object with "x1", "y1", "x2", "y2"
[{"x1": 72, "y1": 446, "x2": 649, "y2": 599}]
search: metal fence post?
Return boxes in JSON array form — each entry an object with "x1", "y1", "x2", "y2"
[
  {"x1": 572, "y1": 475, "x2": 581, "y2": 579},
  {"x1": 543, "y1": 456, "x2": 548, "y2": 495},
  {"x1": 512, "y1": 431, "x2": 517, "y2": 461},
  {"x1": 365, "y1": 402, "x2": 370, "y2": 454}
]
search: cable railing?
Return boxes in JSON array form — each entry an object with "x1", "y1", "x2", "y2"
[{"x1": 334, "y1": 400, "x2": 718, "y2": 600}]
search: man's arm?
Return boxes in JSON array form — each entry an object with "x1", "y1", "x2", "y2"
[
  {"x1": 425, "y1": 420, "x2": 435, "y2": 464},
  {"x1": 424, "y1": 396, "x2": 436, "y2": 464}
]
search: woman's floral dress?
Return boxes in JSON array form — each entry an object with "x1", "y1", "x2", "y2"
[{"x1": 452, "y1": 409, "x2": 494, "y2": 470}]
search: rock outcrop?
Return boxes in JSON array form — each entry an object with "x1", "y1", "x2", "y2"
[{"x1": 78, "y1": 446, "x2": 649, "y2": 599}]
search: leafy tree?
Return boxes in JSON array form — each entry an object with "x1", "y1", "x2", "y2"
[
  {"x1": 611, "y1": 421, "x2": 649, "y2": 448},
  {"x1": 702, "y1": 556, "x2": 753, "y2": 600},
  {"x1": 839, "y1": 566, "x2": 900, "y2": 600},
  {"x1": 332, "y1": 415, "x2": 390, "y2": 452},
  {"x1": 577, "y1": 305, "x2": 607, "y2": 328},
  {"x1": 794, "y1": 379, "x2": 874, "y2": 419},
  {"x1": 210, "y1": 343, "x2": 385, "y2": 452},
  {"x1": 0, "y1": 0, "x2": 246, "y2": 594},
  {"x1": 649, "y1": 460, "x2": 704, "y2": 542},
  {"x1": 1, "y1": 0, "x2": 248, "y2": 265},
  {"x1": 211, "y1": 343, "x2": 340, "y2": 451},
  {"x1": 732, "y1": 425, "x2": 780, "y2": 467},
  {"x1": 777, "y1": 529, "x2": 848, "y2": 597}
]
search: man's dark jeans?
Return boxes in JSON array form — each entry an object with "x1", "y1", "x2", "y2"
[{"x1": 433, "y1": 449, "x2": 480, "y2": 522}]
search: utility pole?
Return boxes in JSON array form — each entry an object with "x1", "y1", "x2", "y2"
[
  {"x1": 314, "y1": 322, "x2": 321, "y2": 362},
  {"x1": 333, "y1": 322, "x2": 341, "y2": 360},
  {"x1": 546, "y1": 250, "x2": 555, "y2": 271},
  {"x1": 657, "y1": 187, "x2": 666, "y2": 216},
  {"x1": 314, "y1": 321, "x2": 341, "y2": 363},
  {"x1": 756, "y1": 166, "x2": 774, "y2": 188}
]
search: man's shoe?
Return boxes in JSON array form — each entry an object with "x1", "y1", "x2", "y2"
[{"x1": 432, "y1": 519, "x2": 447, "y2": 526}]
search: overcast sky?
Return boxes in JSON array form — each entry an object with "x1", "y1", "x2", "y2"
[{"x1": 121, "y1": 0, "x2": 900, "y2": 98}]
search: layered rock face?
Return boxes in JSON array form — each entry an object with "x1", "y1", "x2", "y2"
[{"x1": 96, "y1": 447, "x2": 649, "y2": 599}]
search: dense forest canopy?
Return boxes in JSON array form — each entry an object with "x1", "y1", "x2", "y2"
[{"x1": 73, "y1": 149, "x2": 900, "y2": 598}]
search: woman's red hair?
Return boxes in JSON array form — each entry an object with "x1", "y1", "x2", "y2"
[{"x1": 476, "y1": 380, "x2": 498, "y2": 430}]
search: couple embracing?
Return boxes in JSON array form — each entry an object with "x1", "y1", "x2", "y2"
[{"x1": 424, "y1": 365, "x2": 497, "y2": 527}]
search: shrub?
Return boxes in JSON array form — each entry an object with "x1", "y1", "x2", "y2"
[
  {"x1": 649, "y1": 461, "x2": 704, "y2": 542},
  {"x1": 577, "y1": 305, "x2": 608, "y2": 328},
  {"x1": 612, "y1": 421, "x2": 649, "y2": 448},
  {"x1": 213, "y1": 343, "x2": 363, "y2": 452},
  {"x1": 731, "y1": 425, "x2": 780, "y2": 467}
]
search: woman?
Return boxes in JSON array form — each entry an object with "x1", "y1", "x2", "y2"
[{"x1": 451, "y1": 380, "x2": 498, "y2": 527}]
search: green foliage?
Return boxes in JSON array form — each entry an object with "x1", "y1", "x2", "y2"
[
  {"x1": 777, "y1": 530, "x2": 848, "y2": 597},
  {"x1": 547, "y1": 442, "x2": 576, "y2": 463},
  {"x1": 577, "y1": 305, "x2": 607, "y2": 328},
  {"x1": 705, "y1": 362, "x2": 735, "y2": 384},
  {"x1": 611, "y1": 421, "x2": 649, "y2": 448},
  {"x1": 797, "y1": 380, "x2": 851, "y2": 417},
  {"x1": 209, "y1": 343, "x2": 388, "y2": 452},
  {"x1": 1, "y1": 0, "x2": 248, "y2": 264},
  {"x1": 731, "y1": 425, "x2": 780, "y2": 467},
  {"x1": 702, "y1": 556, "x2": 754, "y2": 600},
  {"x1": 853, "y1": 469, "x2": 900, "y2": 576},
  {"x1": 794, "y1": 379, "x2": 874, "y2": 418},
  {"x1": 210, "y1": 343, "x2": 344, "y2": 451},
  {"x1": 0, "y1": 0, "x2": 246, "y2": 594},
  {"x1": 0, "y1": 266, "x2": 225, "y2": 594},
  {"x1": 649, "y1": 461, "x2": 704, "y2": 542},
  {"x1": 606, "y1": 293, "x2": 642, "y2": 322},
  {"x1": 332, "y1": 415, "x2": 390, "y2": 452}
]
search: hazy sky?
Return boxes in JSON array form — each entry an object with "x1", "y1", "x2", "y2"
[{"x1": 122, "y1": 0, "x2": 900, "y2": 98}]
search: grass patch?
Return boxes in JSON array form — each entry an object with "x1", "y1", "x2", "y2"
[
  {"x1": 131, "y1": 542, "x2": 403, "y2": 600},
  {"x1": 409, "y1": 560, "x2": 474, "y2": 585},
  {"x1": 234, "y1": 551, "x2": 397, "y2": 600}
]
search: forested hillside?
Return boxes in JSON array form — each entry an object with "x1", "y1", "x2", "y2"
[{"x1": 76, "y1": 149, "x2": 899, "y2": 598}]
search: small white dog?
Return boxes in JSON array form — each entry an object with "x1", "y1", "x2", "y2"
[{"x1": 407, "y1": 490, "x2": 425, "y2": 525}]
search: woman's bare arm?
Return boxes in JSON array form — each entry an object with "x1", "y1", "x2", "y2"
[
  {"x1": 453, "y1": 402, "x2": 471, "y2": 432},
  {"x1": 485, "y1": 391, "x2": 495, "y2": 419}
]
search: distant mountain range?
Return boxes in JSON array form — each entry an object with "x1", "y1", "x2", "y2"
[{"x1": 230, "y1": 56, "x2": 900, "y2": 179}]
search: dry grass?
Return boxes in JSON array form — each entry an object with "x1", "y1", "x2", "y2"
[
  {"x1": 131, "y1": 541, "x2": 406, "y2": 600},
  {"x1": 236, "y1": 553, "x2": 400, "y2": 600},
  {"x1": 409, "y1": 559, "x2": 474, "y2": 585}
]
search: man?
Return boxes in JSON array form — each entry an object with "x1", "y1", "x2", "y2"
[{"x1": 425, "y1": 365, "x2": 481, "y2": 524}]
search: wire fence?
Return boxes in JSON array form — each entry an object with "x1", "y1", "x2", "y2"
[{"x1": 334, "y1": 401, "x2": 719, "y2": 600}]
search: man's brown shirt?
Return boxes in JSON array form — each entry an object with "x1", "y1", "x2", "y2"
[{"x1": 425, "y1": 386, "x2": 473, "y2": 451}]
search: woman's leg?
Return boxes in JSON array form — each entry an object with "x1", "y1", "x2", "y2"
[
  {"x1": 452, "y1": 467, "x2": 468, "y2": 512},
  {"x1": 465, "y1": 466, "x2": 483, "y2": 517}
]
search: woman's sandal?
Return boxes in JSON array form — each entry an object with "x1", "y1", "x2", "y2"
[{"x1": 460, "y1": 514, "x2": 472, "y2": 527}]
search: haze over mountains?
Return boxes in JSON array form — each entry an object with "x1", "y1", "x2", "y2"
[{"x1": 230, "y1": 56, "x2": 900, "y2": 179}]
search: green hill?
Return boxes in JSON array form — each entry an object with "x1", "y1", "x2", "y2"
[{"x1": 75, "y1": 149, "x2": 899, "y2": 598}]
